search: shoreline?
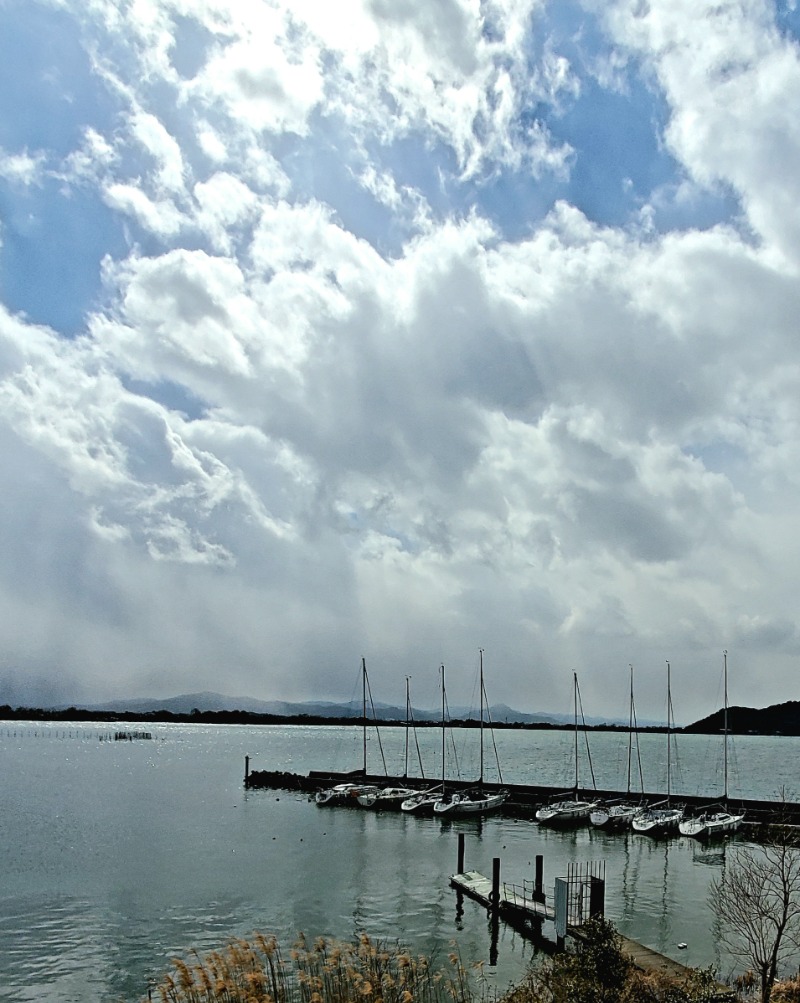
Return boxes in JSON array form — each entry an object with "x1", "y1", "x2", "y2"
[{"x1": 0, "y1": 705, "x2": 792, "y2": 737}]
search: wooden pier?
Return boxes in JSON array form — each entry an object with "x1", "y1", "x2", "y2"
[
  {"x1": 449, "y1": 835, "x2": 734, "y2": 999},
  {"x1": 453, "y1": 866, "x2": 732, "y2": 995},
  {"x1": 451, "y1": 869, "x2": 555, "y2": 921}
]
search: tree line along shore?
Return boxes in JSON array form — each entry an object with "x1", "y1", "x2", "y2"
[{"x1": 3, "y1": 700, "x2": 800, "y2": 735}]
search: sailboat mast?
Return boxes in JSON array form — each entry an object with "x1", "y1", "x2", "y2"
[
  {"x1": 362, "y1": 657, "x2": 367, "y2": 776},
  {"x1": 666, "y1": 660, "x2": 671, "y2": 803},
  {"x1": 627, "y1": 665, "x2": 634, "y2": 795},
  {"x1": 440, "y1": 665, "x2": 447, "y2": 792},
  {"x1": 573, "y1": 671, "x2": 579, "y2": 791},
  {"x1": 404, "y1": 676, "x2": 410, "y2": 780},
  {"x1": 479, "y1": 649, "x2": 484, "y2": 785},
  {"x1": 723, "y1": 649, "x2": 729, "y2": 802}
]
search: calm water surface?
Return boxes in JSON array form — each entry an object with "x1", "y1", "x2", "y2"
[{"x1": 1, "y1": 721, "x2": 795, "y2": 1001}]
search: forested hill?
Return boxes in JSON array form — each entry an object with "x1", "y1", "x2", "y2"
[{"x1": 684, "y1": 700, "x2": 800, "y2": 735}]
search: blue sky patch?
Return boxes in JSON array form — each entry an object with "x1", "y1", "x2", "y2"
[
  {"x1": 0, "y1": 179, "x2": 128, "y2": 336},
  {"x1": 0, "y1": 3, "x2": 117, "y2": 157}
]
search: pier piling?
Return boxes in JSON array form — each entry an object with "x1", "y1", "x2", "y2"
[
  {"x1": 490, "y1": 857, "x2": 500, "y2": 966},
  {"x1": 491, "y1": 857, "x2": 501, "y2": 914},
  {"x1": 534, "y1": 854, "x2": 544, "y2": 902}
]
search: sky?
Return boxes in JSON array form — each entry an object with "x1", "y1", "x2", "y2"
[{"x1": 1, "y1": 0, "x2": 800, "y2": 722}]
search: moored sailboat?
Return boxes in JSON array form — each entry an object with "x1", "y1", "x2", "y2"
[
  {"x1": 592, "y1": 801, "x2": 641, "y2": 830},
  {"x1": 590, "y1": 664, "x2": 645, "y2": 830},
  {"x1": 632, "y1": 661, "x2": 683, "y2": 835},
  {"x1": 315, "y1": 657, "x2": 386, "y2": 806},
  {"x1": 434, "y1": 788, "x2": 508, "y2": 815},
  {"x1": 679, "y1": 650, "x2": 744, "y2": 838},
  {"x1": 536, "y1": 672, "x2": 598, "y2": 825},
  {"x1": 402, "y1": 664, "x2": 448, "y2": 815},
  {"x1": 679, "y1": 806, "x2": 743, "y2": 838},
  {"x1": 434, "y1": 650, "x2": 508, "y2": 817},
  {"x1": 358, "y1": 677, "x2": 422, "y2": 809},
  {"x1": 631, "y1": 799, "x2": 683, "y2": 835},
  {"x1": 357, "y1": 786, "x2": 417, "y2": 809},
  {"x1": 316, "y1": 782, "x2": 380, "y2": 806},
  {"x1": 399, "y1": 786, "x2": 442, "y2": 815},
  {"x1": 536, "y1": 795, "x2": 599, "y2": 824}
]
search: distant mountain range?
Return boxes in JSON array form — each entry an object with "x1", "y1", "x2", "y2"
[
  {"x1": 52, "y1": 691, "x2": 800, "y2": 733},
  {"x1": 68, "y1": 690, "x2": 616, "y2": 726},
  {"x1": 5, "y1": 690, "x2": 799, "y2": 733}
]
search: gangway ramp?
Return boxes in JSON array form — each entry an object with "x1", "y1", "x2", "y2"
[{"x1": 450, "y1": 870, "x2": 554, "y2": 922}]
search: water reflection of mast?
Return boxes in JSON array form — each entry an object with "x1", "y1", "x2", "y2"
[
  {"x1": 619, "y1": 830, "x2": 639, "y2": 920},
  {"x1": 711, "y1": 845, "x2": 726, "y2": 973},
  {"x1": 658, "y1": 840, "x2": 672, "y2": 949}
]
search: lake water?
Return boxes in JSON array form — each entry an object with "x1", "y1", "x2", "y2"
[{"x1": 1, "y1": 720, "x2": 796, "y2": 1002}]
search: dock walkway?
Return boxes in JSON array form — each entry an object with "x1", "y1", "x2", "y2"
[
  {"x1": 450, "y1": 869, "x2": 734, "y2": 999},
  {"x1": 451, "y1": 870, "x2": 554, "y2": 921}
]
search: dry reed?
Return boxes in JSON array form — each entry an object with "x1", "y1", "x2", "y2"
[{"x1": 142, "y1": 932, "x2": 478, "y2": 1003}]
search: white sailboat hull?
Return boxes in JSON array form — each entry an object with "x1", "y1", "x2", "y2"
[
  {"x1": 357, "y1": 787, "x2": 417, "y2": 809},
  {"x1": 589, "y1": 803, "x2": 639, "y2": 829},
  {"x1": 400, "y1": 789, "x2": 442, "y2": 814},
  {"x1": 315, "y1": 783, "x2": 379, "y2": 805},
  {"x1": 632, "y1": 807, "x2": 683, "y2": 834},
  {"x1": 433, "y1": 790, "x2": 508, "y2": 816},
  {"x1": 536, "y1": 799, "x2": 598, "y2": 825},
  {"x1": 679, "y1": 810, "x2": 744, "y2": 838}
]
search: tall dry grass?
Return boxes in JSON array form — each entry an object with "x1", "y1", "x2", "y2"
[{"x1": 143, "y1": 932, "x2": 479, "y2": 1003}]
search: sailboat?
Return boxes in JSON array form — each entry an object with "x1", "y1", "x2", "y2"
[
  {"x1": 679, "y1": 650, "x2": 745, "y2": 838},
  {"x1": 590, "y1": 665, "x2": 645, "y2": 829},
  {"x1": 536, "y1": 672, "x2": 599, "y2": 825},
  {"x1": 632, "y1": 661, "x2": 684, "y2": 835},
  {"x1": 401, "y1": 665, "x2": 449, "y2": 815},
  {"x1": 358, "y1": 677, "x2": 420, "y2": 809},
  {"x1": 433, "y1": 650, "x2": 508, "y2": 817},
  {"x1": 315, "y1": 657, "x2": 382, "y2": 806}
]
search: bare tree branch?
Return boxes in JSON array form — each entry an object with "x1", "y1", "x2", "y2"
[{"x1": 711, "y1": 826, "x2": 800, "y2": 1003}]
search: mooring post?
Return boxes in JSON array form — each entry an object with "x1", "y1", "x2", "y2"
[
  {"x1": 490, "y1": 856, "x2": 501, "y2": 967},
  {"x1": 244, "y1": 755, "x2": 250, "y2": 784},
  {"x1": 534, "y1": 854, "x2": 544, "y2": 902},
  {"x1": 528, "y1": 852, "x2": 545, "y2": 940},
  {"x1": 454, "y1": 833, "x2": 466, "y2": 925}
]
